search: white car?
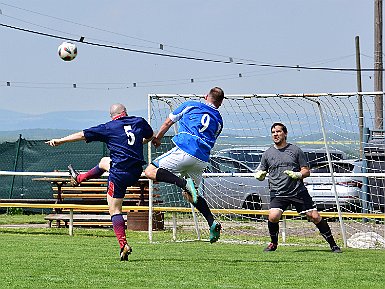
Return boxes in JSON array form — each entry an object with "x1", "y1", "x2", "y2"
[
  {"x1": 202, "y1": 156, "x2": 270, "y2": 210},
  {"x1": 214, "y1": 146, "x2": 346, "y2": 170},
  {"x1": 305, "y1": 159, "x2": 363, "y2": 212},
  {"x1": 213, "y1": 147, "x2": 359, "y2": 212}
]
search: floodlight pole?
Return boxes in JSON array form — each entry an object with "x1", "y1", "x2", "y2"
[
  {"x1": 355, "y1": 36, "x2": 364, "y2": 159},
  {"x1": 374, "y1": 0, "x2": 383, "y2": 129}
]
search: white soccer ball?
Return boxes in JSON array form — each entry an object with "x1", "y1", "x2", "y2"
[{"x1": 58, "y1": 42, "x2": 77, "y2": 61}]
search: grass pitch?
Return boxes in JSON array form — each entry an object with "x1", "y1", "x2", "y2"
[{"x1": 0, "y1": 214, "x2": 384, "y2": 289}]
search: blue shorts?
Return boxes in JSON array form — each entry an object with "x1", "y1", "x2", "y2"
[{"x1": 107, "y1": 166, "x2": 142, "y2": 199}]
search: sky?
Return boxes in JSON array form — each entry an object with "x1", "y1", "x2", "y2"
[{"x1": 0, "y1": 0, "x2": 378, "y2": 117}]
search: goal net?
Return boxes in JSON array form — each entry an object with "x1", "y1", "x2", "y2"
[{"x1": 148, "y1": 92, "x2": 385, "y2": 249}]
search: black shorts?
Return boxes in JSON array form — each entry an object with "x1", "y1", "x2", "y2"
[{"x1": 269, "y1": 190, "x2": 316, "y2": 214}]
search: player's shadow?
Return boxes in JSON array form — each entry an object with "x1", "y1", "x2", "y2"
[
  {"x1": 127, "y1": 256, "x2": 313, "y2": 264},
  {"x1": 292, "y1": 248, "x2": 333, "y2": 253}
]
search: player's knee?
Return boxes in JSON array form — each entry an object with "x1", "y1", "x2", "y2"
[
  {"x1": 313, "y1": 215, "x2": 322, "y2": 224},
  {"x1": 269, "y1": 217, "x2": 280, "y2": 223},
  {"x1": 268, "y1": 209, "x2": 282, "y2": 222},
  {"x1": 99, "y1": 157, "x2": 110, "y2": 171},
  {"x1": 144, "y1": 165, "x2": 156, "y2": 180},
  {"x1": 268, "y1": 214, "x2": 281, "y2": 223},
  {"x1": 109, "y1": 208, "x2": 122, "y2": 216},
  {"x1": 107, "y1": 196, "x2": 123, "y2": 216},
  {"x1": 307, "y1": 211, "x2": 321, "y2": 223}
]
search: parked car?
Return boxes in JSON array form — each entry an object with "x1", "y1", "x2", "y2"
[
  {"x1": 209, "y1": 147, "x2": 359, "y2": 212},
  {"x1": 202, "y1": 156, "x2": 270, "y2": 210},
  {"x1": 304, "y1": 159, "x2": 363, "y2": 212},
  {"x1": 214, "y1": 146, "x2": 347, "y2": 170},
  {"x1": 213, "y1": 147, "x2": 268, "y2": 171}
]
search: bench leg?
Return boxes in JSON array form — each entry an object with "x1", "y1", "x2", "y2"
[{"x1": 69, "y1": 209, "x2": 74, "y2": 236}]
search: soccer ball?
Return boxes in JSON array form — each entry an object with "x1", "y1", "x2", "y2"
[{"x1": 58, "y1": 42, "x2": 77, "y2": 61}]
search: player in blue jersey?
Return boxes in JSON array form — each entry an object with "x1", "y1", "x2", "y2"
[
  {"x1": 144, "y1": 87, "x2": 225, "y2": 243},
  {"x1": 46, "y1": 103, "x2": 154, "y2": 261}
]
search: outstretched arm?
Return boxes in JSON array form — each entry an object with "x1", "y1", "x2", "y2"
[
  {"x1": 45, "y1": 131, "x2": 85, "y2": 147},
  {"x1": 152, "y1": 117, "x2": 174, "y2": 148}
]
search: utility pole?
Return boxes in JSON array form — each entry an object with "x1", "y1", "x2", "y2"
[
  {"x1": 356, "y1": 36, "x2": 364, "y2": 158},
  {"x1": 374, "y1": 0, "x2": 383, "y2": 129}
]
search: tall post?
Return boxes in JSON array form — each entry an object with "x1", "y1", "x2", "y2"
[
  {"x1": 374, "y1": 0, "x2": 383, "y2": 129},
  {"x1": 356, "y1": 36, "x2": 364, "y2": 159}
]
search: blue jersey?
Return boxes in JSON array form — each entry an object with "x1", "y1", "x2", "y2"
[
  {"x1": 169, "y1": 101, "x2": 223, "y2": 162},
  {"x1": 83, "y1": 116, "x2": 153, "y2": 170}
]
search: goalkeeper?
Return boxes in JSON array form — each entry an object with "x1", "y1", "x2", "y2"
[{"x1": 255, "y1": 122, "x2": 341, "y2": 253}]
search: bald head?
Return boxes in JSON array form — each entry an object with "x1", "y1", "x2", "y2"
[{"x1": 110, "y1": 103, "x2": 127, "y2": 119}]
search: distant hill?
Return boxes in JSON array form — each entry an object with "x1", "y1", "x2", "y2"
[
  {"x1": 0, "y1": 129, "x2": 79, "y2": 142},
  {"x1": 0, "y1": 109, "x2": 147, "y2": 131},
  {"x1": 0, "y1": 108, "x2": 147, "y2": 142}
]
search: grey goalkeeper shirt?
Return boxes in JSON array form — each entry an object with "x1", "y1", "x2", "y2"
[{"x1": 258, "y1": 143, "x2": 309, "y2": 198}]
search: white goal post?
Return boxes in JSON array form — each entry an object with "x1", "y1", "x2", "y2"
[{"x1": 147, "y1": 92, "x2": 385, "y2": 248}]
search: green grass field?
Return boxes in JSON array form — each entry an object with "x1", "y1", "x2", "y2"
[{"x1": 1, "y1": 216, "x2": 385, "y2": 289}]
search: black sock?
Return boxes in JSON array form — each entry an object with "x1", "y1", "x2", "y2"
[
  {"x1": 194, "y1": 196, "x2": 214, "y2": 227},
  {"x1": 156, "y1": 168, "x2": 187, "y2": 188},
  {"x1": 268, "y1": 221, "x2": 279, "y2": 244},
  {"x1": 316, "y1": 219, "x2": 337, "y2": 248}
]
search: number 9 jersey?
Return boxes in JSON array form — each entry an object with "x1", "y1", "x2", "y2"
[{"x1": 169, "y1": 101, "x2": 223, "y2": 162}]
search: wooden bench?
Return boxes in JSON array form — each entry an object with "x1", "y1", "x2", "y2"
[
  {"x1": 48, "y1": 178, "x2": 152, "y2": 204},
  {"x1": 39, "y1": 176, "x2": 163, "y2": 228},
  {"x1": 51, "y1": 182, "x2": 161, "y2": 207},
  {"x1": 27, "y1": 175, "x2": 161, "y2": 227}
]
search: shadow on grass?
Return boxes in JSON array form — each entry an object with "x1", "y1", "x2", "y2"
[
  {"x1": 0, "y1": 227, "x2": 115, "y2": 237},
  {"x1": 127, "y1": 255, "x2": 313, "y2": 264},
  {"x1": 292, "y1": 248, "x2": 335, "y2": 253}
]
